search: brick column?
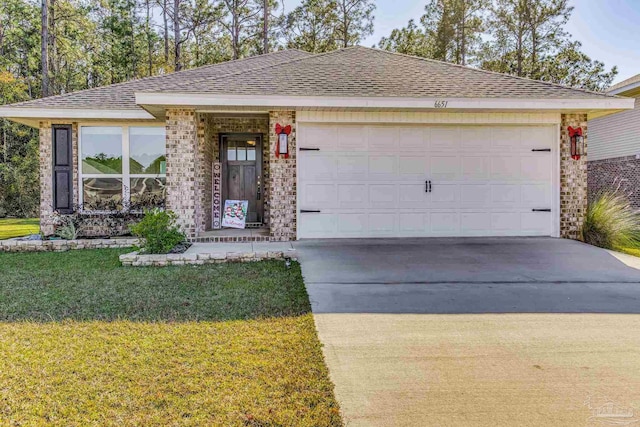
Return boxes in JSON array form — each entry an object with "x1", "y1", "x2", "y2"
[
  {"x1": 39, "y1": 121, "x2": 78, "y2": 236},
  {"x1": 39, "y1": 121, "x2": 54, "y2": 235},
  {"x1": 560, "y1": 113, "x2": 588, "y2": 240},
  {"x1": 268, "y1": 111, "x2": 297, "y2": 241},
  {"x1": 166, "y1": 109, "x2": 200, "y2": 237}
]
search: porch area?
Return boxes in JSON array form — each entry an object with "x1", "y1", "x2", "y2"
[{"x1": 164, "y1": 109, "x2": 297, "y2": 242}]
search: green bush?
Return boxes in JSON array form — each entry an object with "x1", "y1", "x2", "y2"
[
  {"x1": 583, "y1": 191, "x2": 640, "y2": 250},
  {"x1": 129, "y1": 208, "x2": 185, "y2": 254}
]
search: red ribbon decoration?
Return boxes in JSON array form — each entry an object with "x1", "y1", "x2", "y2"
[
  {"x1": 568, "y1": 126, "x2": 582, "y2": 138},
  {"x1": 568, "y1": 126, "x2": 582, "y2": 160},
  {"x1": 275, "y1": 123, "x2": 291, "y2": 158}
]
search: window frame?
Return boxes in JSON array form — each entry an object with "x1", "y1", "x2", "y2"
[{"x1": 78, "y1": 123, "x2": 166, "y2": 213}]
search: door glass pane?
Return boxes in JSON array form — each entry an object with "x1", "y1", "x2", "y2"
[
  {"x1": 237, "y1": 146, "x2": 247, "y2": 161},
  {"x1": 227, "y1": 140, "x2": 236, "y2": 160},
  {"x1": 81, "y1": 127, "x2": 122, "y2": 174},
  {"x1": 129, "y1": 127, "x2": 166, "y2": 174},
  {"x1": 247, "y1": 148, "x2": 256, "y2": 161},
  {"x1": 83, "y1": 178, "x2": 122, "y2": 210}
]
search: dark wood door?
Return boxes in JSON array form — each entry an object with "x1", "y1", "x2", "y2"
[{"x1": 221, "y1": 134, "x2": 263, "y2": 223}]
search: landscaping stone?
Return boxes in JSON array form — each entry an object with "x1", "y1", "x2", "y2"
[{"x1": 0, "y1": 238, "x2": 140, "y2": 253}]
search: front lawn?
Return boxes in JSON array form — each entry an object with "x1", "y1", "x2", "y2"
[
  {"x1": 0, "y1": 249, "x2": 342, "y2": 426},
  {"x1": 0, "y1": 217, "x2": 39, "y2": 239}
]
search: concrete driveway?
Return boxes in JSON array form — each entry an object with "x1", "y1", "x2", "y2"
[
  {"x1": 294, "y1": 237, "x2": 640, "y2": 313},
  {"x1": 293, "y1": 238, "x2": 640, "y2": 426}
]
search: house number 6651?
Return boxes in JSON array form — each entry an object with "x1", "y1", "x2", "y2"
[{"x1": 434, "y1": 100, "x2": 448, "y2": 108}]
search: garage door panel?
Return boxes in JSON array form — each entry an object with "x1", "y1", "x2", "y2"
[
  {"x1": 461, "y1": 127, "x2": 492, "y2": 151},
  {"x1": 491, "y1": 156, "x2": 521, "y2": 180},
  {"x1": 491, "y1": 213, "x2": 521, "y2": 231},
  {"x1": 304, "y1": 125, "x2": 338, "y2": 151},
  {"x1": 399, "y1": 184, "x2": 427, "y2": 204},
  {"x1": 303, "y1": 183, "x2": 337, "y2": 207},
  {"x1": 400, "y1": 213, "x2": 428, "y2": 232},
  {"x1": 431, "y1": 156, "x2": 460, "y2": 179},
  {"x1": 430, "y1": 183, "x2": 459, "y2": 206},
  {"x1": 521, "y1": 155, "x2": 551, "y2": 180},
  {"x1": 300, "y1": 154, "x2": 337, "y2": 181},
  {"x1": 431, "y1": 127, "x2": 460, "y2": 151},
  {"x1": 399, "y1": 156, "x2": 427, "y2": 175},
  {"x1": 491, "y1": 185, "x2": 521, "y2": 204},
  {"x1": 337, "y1": 213, "x2": 368, "y2": 233},
  {"x1": 461, "y1": 185, "x2": 491, "y2": 206},
  {"x1": 369, "y1": 155, "x2": 397, "y2": 177},
  {"x1": 370, "y1": 185, "x2": 397, "y2": 205},
  {"x1": 368, "y1": 126, "x2": 399, "y2": 151},
  {"x1": 461, "y1": 156, "x2": 490, "y2": 180},
  {"x1": 299, "y1": 213, "x2": 337, "y2": 237},
  {"x1": 521, "y1": 184, "x2": 551, "y2": 207},
  {"x1": 337, "y1": 155, "x2": 368, "y2": 179},
  {"x1": 337, "y1": 126, "x2": 367, "y2": 151},
  {"x1": 491, "y1": 127, "x2": 520, "y2": 151},
  {"x1": 521, "y1": 127, "x2": 553, "y2": 150},
  {"x1": 337, "y1": 184, "x2": 367, "y2": 208},
  {"x1": 370, "y1": 213, "x2": 396, "y2": 233},
  {"x1": 461, "y1": 213, "x2": 492, "y2": 234},
  {"x1": 430, "y1": 212, "x2": 460, "y2": 234},
  {"x1": 399, "y1": 127, "x2": 429, "y2": 152},
  {"x1": 298, "y1": 124, "x2": 554, "y2": 238},
  {"x1": 521, "y1": 212, "x2": 552, "y2": 234}
]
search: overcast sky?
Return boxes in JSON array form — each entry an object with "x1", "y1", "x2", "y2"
[{"x1": 282, "y1": 0, "x2": 640, "y2": 85}]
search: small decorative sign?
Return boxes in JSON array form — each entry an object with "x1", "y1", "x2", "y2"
[
  {"x1": 212, "y1": 162, "x2": 222, "y2": 229},
  {"x1": 222, "y1": 200, "x2": 248, "y2": 229}
]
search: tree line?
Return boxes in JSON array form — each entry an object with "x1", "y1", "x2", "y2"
[{"x1": 0, "y1": 0, "x2": 618, "y2": 218}]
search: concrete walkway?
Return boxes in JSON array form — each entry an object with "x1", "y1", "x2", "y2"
[
  {"x1": 185, "y1": 241, "x2": 295, "y2": 255},
  {"x1": 293, "y1": 238, "x2": 640, "y2": 426}
]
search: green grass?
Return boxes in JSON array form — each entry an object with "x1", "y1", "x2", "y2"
[
  {"x1": 0, "y1": 249, "x2": 342, "y2": 426},
  {"x1": 0, "y1": 218, "x2": 39, "y2": 240}
]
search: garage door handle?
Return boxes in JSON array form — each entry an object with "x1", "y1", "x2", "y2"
[
  {"x1": 531, "y1": 149, "x2": 551, "y2": 152},
  {"x1": 425, "y1": 180, "x2": 432, "y2": 193},
  {"x1": 301, "y1": 209, "x2": 321, "y2": 213},
  {"x1": 532, "y1": 209, "x2": 551, "y2": 212},
  {"x1": 300, "y1": 148, "x2": 320, "y2": 151}
]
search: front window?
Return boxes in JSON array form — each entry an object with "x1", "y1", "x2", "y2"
[{"x1": 80, "y1": 125, "x2": 166, "y2": 211}]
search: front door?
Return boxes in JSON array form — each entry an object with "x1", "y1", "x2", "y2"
[{"x1": 221, "y1": 134, "x2": 263, "y2": 223}]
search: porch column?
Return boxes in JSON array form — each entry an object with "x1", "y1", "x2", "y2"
[
  {"x1": 268, "y1": 111, "x2": 297, "y2": 241},
  {"x1": 560, "y1": 113, "x2": 588, "y2": 240},
  {"x1": 166, "y1": 108, "x2": 201, "y2": 238}
]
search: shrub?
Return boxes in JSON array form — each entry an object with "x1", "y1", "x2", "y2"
[
  {"x1": 129, "y1": 208, "x2": 185, "y2": 254},
  {"x1": 582, "y1": 191, "x2": 640, "y2": 250},
  {"x1": 55, "y1": 216, "x2": 79, "y2": 240}
]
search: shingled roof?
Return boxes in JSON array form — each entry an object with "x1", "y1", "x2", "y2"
[
  {"x1": 8, "y1": 49, "x2": 311, "y2": 111},
  {"x1": 148, "y1": 46, "x2": 615, "y2": 100},
  {"x1": 2, "y1": 45, "x2": 623, "y2": 117}
]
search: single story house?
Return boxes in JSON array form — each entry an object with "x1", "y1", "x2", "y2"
[
  {"x1": 0, "y1": 46, "x2": 634, "y2": 241},
  {"x1": 588, "y1": 73, "x2": 640, "y2": 207}
]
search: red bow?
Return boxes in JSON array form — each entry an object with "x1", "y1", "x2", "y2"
[
  {"x1": 275, "y1": 123, "x2": 291, "y2": 135},
  {"x1": 568, "y1": 126, "x2": 582, "y2": 138}
]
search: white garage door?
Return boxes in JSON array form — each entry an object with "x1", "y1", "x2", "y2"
[{"x1": 298, "y1": 124, "x2": 556, "y2": 239}]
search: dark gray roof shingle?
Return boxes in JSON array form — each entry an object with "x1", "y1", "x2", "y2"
[
  {"x1": 9, "y1": 49, "x2": 311, "y2": 110},
  {"x1": 7, "y1": 46, "x2": 614, "y2": 112},
  {"x1": 147, "y1": 46, "x2": 615, "y2": 99}
]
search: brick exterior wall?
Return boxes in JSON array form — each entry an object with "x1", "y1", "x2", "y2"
[
  {"x1": 206, "y1": 114, "x2": 270, "y2": 226},
  {"x1": 39, "y1": 121, "x2": 79, "y2": 236},
  {"x1": 268, "y1": 111, "x2": 297, "y2": 241},
  {"x1": 166, "y1": 109, "x2": 200, "y2": 237},
  {"x1": 560, "y1": 113, "x2": 588, "y2": 240},
  {"x1": 588, "y1": 155, "x2": 640, "y2": 209},
  {"x1": 35, "y1": 111, "x2": 586, "y2": 242}
]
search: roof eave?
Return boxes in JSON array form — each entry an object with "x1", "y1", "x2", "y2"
[
  {"x1": 0, "y1": 107, "x2": 156, "y2": 125},
  {"x1": 607, "y1": 81, "x2": 640, "y2": 96},
  {"x1": 135, "y1": 92, "x2": 635, "y2": 112}
]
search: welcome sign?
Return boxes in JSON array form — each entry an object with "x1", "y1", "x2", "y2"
[{"x1": 221, "y1": 200, "x2": 248, "y2": 229}]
